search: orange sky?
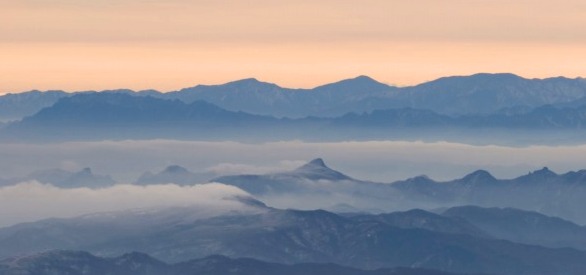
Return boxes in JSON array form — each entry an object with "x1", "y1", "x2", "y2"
[{"x1": 1, "y1": 0, "x2": 585, "y2": 93}]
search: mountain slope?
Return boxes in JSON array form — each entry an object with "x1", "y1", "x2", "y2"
[
  {"x1": 443, "y1": 206, "x2": 586, "y2": 250},
  {"x1": 209, "y1": 158, "x2": 401, "y2": 212},
  {"x1": 3, "y1": 206, "x2": 586, "y2": 274},
  {"x1": 211, "y1": 158, "x2": 357, "y2": 195}
]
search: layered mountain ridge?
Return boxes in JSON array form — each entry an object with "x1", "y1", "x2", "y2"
[{"x1": 3, "y1": 73, "x2": 586, "y2": 121}]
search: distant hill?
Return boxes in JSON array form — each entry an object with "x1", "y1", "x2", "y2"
[
  {"x1": 135, "y1": 165, "x2": 213, "y2": 186},
  {"x1": 0, "y1": 90, "x2": 68, "y2": 121}
]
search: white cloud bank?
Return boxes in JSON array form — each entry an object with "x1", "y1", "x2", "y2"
[{"x1": 0, "y1": 181, "x2": 249, "y2": 228}]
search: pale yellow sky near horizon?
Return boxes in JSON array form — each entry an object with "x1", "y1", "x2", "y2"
[{"x1": 1, "y1": 0, "x2": 585, "y2": 93}]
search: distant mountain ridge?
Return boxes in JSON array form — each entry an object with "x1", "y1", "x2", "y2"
[
  {"x1": 0, "y1": 167, "x2": 115, "y2": 188},
  {"x1": 4, "y1": 91, "x2": 586, "y2": 143},
  {"x1": 211, "y1": 159, "x2": 586, "y2": 224},
  {"x1": 2, "y1": 73, "x2": 586, "y2": 121}
]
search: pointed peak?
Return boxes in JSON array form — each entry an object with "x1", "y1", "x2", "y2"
[
  {"x1": 307, "y1": 158, "x2": 327, "y2": 167},
  {"x1": 294, "y1": 158, "x2": 328, "y2": 170},
  {"x1": 293, "y1": 158, "x2": 351, "y2": 181}
]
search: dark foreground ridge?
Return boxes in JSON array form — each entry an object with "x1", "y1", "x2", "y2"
[
  {"x1": 0, "y1": 250, "x2": 457, "y2": 275},
  {"x1": 3, "y1": 205, "x2": 586, "y2": 274}
]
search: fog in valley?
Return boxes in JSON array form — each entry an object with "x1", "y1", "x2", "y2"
[
  {"x1": 1, "y1": 139, "x2": 585, "y2": 184},
  {"x1": 0, "y1": 182, "x2": 250, "y2": 227}
]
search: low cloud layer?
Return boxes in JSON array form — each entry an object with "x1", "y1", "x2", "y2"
[
  {"x1": 2, "y1": 140, "x2": 586, "y2": 183},
  {"x1": 0, "y1": 182, "x2": 249, "y2": 228},
  {"x1": 205, "y1": 160, "x2": 306, "y2": 176}
]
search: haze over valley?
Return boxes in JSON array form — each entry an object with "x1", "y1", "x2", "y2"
[{"x1": 3, "y1": 0, "x2": 586, "y2": 273}]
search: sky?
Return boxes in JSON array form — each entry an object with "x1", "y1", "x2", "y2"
[{"x1": 1, "y1": 0, "x2": 585, "y2": 93}]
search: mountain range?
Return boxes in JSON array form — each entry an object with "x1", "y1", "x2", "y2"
[
  {"x1": 4, "y1": 159, "x2": 586, "y2": 274},
  {"x1": 3, "y1": 91, "x2": 586, "y2": 143},
  {"x1": 3, "y1": 73, "x2": 586, "y2": 121},
  {"x1": 209, "y1": 159, "x2": 586, "y2": 224},
  {"x1": 5, "y1": 158, "x2": 586, "y2": 226},
  {"x1": 3, "y1": 202, "x2": 586, "y2": 274}
]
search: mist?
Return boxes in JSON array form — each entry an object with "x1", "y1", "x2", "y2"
[
  {"x1": 0, "y1": 182, "x2": 249, "y2": 228},
  {"x1": 1, "y1": 140, "x2": 586, "y2": 183}
]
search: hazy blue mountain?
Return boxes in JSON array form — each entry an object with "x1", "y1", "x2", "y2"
[
  {"x1": 4, "y1": 205, "x2": 586, "y2": 274},
  {"x1": 0, "y1": 90, "x2": 68, "y2": 121},
  {"x1": 331, "y1": 104, "x2": 586, "y2": 129},
  {"x1": 29, "y1": 168, "x2": 116, "y2": 188},
  {"x1": 211, "y1": 158, "x2": 356, "y2": 195},
  {"x1": 210, "y1": 159, "x2": 399, "y2": 212},
  {"x1": 0, "y1": 93, "x2": 293, "y2": 141},
  {"x1": 392, "y1": 168, "x2": 586, "y2": 224},
  {"x1": 0, "y1": 251, "x2": 457, "y2": 275},
  {"x1": 4, "y1": 73, "x2": 586, "y2": 121},
  {"x1": 331, "y1": 108, "x2": 453, "y2": 128},
  {"x1": 399, "y1": 73, "x2": 586, "y2": 115},
  {"x1": 163, "y1": 78, "x2": 298, "y2": 117},
  {"x1": 164, "y1": 76, "x2": 398, "y2": 118},
  {"x1": 213, "y1": 159, "x2": 586, "y2": 223},
  {"x1": 443, "y1": 206, "x2": 586, "y2": 250},
  {"x1": 135, "y1": 165, "x2": 213, "y2": 186},
  {"x1": 0, "y1": 168, "x2": 115, "y2": 188},
  {"x1": 134, "y1": 73, "x2": 586, "y2": 117},
  {"x1": 5, "y1": 90, "x2": 586, "y2": 143}
]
